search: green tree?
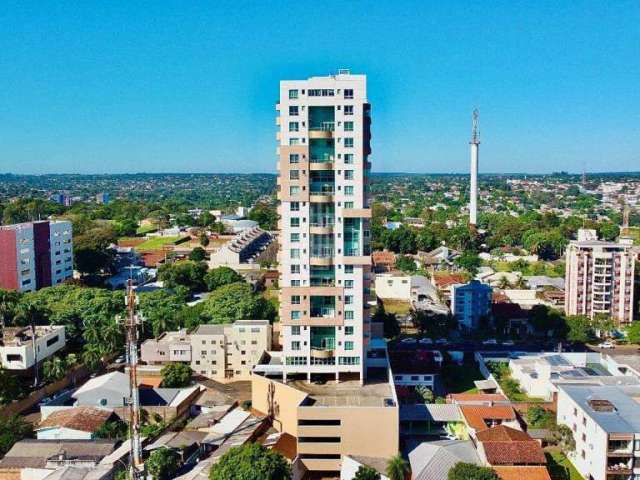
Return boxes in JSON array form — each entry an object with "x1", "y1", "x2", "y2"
[
  {"x1": 248, "y1": 202, "x2": 278, "y2": 230},
  {"x1": 386, "y1": 454, "x2": 409, "y2": 480},
  {"x1": 73, "y1": 225, "x2": 117, "y2": 276},
  {"x1": 42, "y1": 356, "x2": 67, "y2": 382},
  {"x1": 160, "y1": 363, "x2": 192, "y2": 388},
  {"x1": 0, "y1": 415, "x2": 33, "y2": 455},
  {"x1": 552, "y1": 424, "x2": 576, "y2": 452},
  {"x1": 200, "y1": 234, "x2": 210, "y2": 247},
  {"x1": 526, "y1": 405, "x2": 555, "y2": 428},
  {"x1": 455, "y1": 251, "x2": 481, "y2": 276},
  {"x1": 204, "y1": 267, "x2": 244, "y2": 291},
  {"x1": 565, "y1": 315, "x2": 592, "y2": 343},
  {"x1": 158, "y1": 260, "x2": 208, "y2": 293},
  {"x1": 354, "y1": 465, "x2": 381, "y2": 480},
  {"x1": 201, "y1": 282, "x2": 275, "y2": 324},
  {"x1": 94, "y1": 419, "x2": 128, "y2": 440},
  {"x1": 626, "y1": 321, "x2": 640, "y2": 344},
  {"x1": 189, "y1": 247, "x2": 207, "y2": 262},
  {"x1": 147, "y1": 447, "x2": 181, "y2": 480},
  {"x1": 448, "y1": 463, "x2": 499, "y2": 480},
  {"x1": 415, "y1": 385, "x2": 434, "y2": 403},
  {"x1": 592, "y1": 313, "x2": 614, "y2": 339},
  {"x1": 209, "y1": 443, "x2": 291, "y2": 480},
  {"x1": 0, "y1": 367, "x2": 23, "y2": 404},
  {"x1": 139, "y1": 290, "x2": 187, "y2": 338},
  {"x1": 395, "y1": 255, "x2": 417, "y2": 273},
  {"x1": 0, "y1": 290, "x2": 21, "y2": 327}
]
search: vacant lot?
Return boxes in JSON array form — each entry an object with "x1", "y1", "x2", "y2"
[
  {"x1": 134, "y1": 236, "x2": 184, "y2": 251},
  {"x1": 382, "y1": 299, "x2": 411, "y2": 315}
]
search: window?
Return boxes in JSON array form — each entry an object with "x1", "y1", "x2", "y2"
[
  {"x1": 344, "y1": 121, "x2": 354, "y2": 131},
  {"x1": 344, "y1": 265, "x2": 354, "y2": 274},
  {"x1": 344, "y1": 170, "x2": 354, "y2": 180},
  {"x1": 308, "y1": 89, "x2": 334, "y2": 97},
  {"x1": 345, "y1": 326, "x2": 354, "y2": 335},
  {"x1": 289, "y1": 138, "x2": 299, "y2": 145},
  {"x1": 289, "y1": 122, "x2": 299, "y2": 132},
  {"x1": 344, "y1": 341, "x2": 354, "y2": 351},
  {"x1": 289, "y1": 186, "x2": 300, "y2": 195},
  {"x1": 291, "y1": 326, "x2": 301, "y2": 335},
  {"x1": 286, "y1": 356, "x2": 307, "y2": 365},
  {"x1": 291, "y1": 311, "x2": 301, "y2": 320},
  {"x1": 289, "y1": 106, "x2": 299, "y2": 116},
  {"x1": 344, "y1": 280, "x2": 354, "y2": 289},
  {"x1": 344, "y1": 186, "x2": 354, "y2": 196},
  {"x1": 291, "y1": 265, "x2": 301, "y2": 274},
  {"x1": 344, "y1": 105, "x2": 354, "y2": 115},
  {"x1": 291, "y1": 295, "x2": 301, "y2": 304},
  {"x1": 344, "y1": 89, "x2": 354, "y2": 99},
  {"x1": 344, "y1": 138, "x2": 354, "y2": 148},
  {"x1": 290, "y1": 233, "x2": 300, "y2": 242},
  {"x1": 291, "y1": 280, "x2": 300, "y2": 286},
  {"x1": 290, "y1": 153, "x2": 300, "y2": 164},
  {"x1": 290, "y1": 249, "x2": 300, "y2": 259},
  {"x1": 46, "y1": 335, "x2": 59, "y2": 347},
  {"x1": 290, "y1": 170, "x2": 300, "y2": 180},
  {"x1": 290, "y1": 201, "x2": 300, "y2": 211},
  {"x1": 289, "y1": 89, "x2": 298, "y2": 99},
  {"x1": 344, "y1": 201, "x2": 354, "y2": 208},
  {"x1": 344, "y1": 311, "x2": 354, "y2": 320},
  {"x1": 290, "y1": 218, "x2": 300, "y2": 227},
  {"x1": 344, "y1": 153, "x2": 354, "y2": 164},
  {"x1": 291, "y1": 341, "x2": 301, "y2": 351},
  {"x1": 344, "y1": 295, "x2": 353, "y2": 305}
]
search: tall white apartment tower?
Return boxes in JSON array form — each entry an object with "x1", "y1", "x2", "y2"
[
  {"x1": 277, "y1": 71, "x2": 372, "y2": 382},
  {"x1": 469, "y1": 109, "x2": 480, "y2": 226}
]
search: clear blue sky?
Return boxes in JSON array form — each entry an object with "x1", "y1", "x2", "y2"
[{"x1": 1, "y1": 1, "x2": 638, "y2": 174}]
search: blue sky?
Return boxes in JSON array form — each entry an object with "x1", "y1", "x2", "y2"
[{"x1": 1, "y1": 1, "x2": 638, "y2": 174}]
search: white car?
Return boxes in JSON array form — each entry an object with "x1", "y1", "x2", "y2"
[
  {"x1": 482, "y1": 339, "x2": 498, "y2": 345},
  {"x1": 598, "y1": 341, "x2": 615, "y2": 349},
  {"x1": 435, "y1": 338, "x2": 448, "y2": 345},
  {"x1": 502, "y1": 340, "x2": 515, "y2": 346},
  {"x1": 419, "y1": 338, "x2": 433, "y2": 345}
]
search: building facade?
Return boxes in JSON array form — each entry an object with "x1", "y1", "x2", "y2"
[
  {"x1": 565, "y1": 229, "x2": 635, "y2": 324},
  {"x1": 277, "y1": 71, "x2": 373, "y2": 382},
  {"x1": 557, "y1": 384, "x2": 640, "y2": 480},
  {"x1": 0, "y1": 220, "x2": 73, "y2": 292},
  {"x1": 0, "y1": 325, "x2": 66, "y2": 371},
  {"x1": 140, "y1": 320, "x2": 272, "y2": 381},
  {"x1": 450, "y1": 280, "x2": 492, "y2": 330}
]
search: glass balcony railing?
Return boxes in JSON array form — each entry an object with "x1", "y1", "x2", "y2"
[
  {"x1": 310, "y1": 153, "x2": 335, "y2": 163},
  {"x1": 310, "y1": 217, "x2": 335, "y2": 227},
  {"x1": 311, "y1": 247, "x2": 334, "y2": 258},
  {"x1": 309, "y1": 121, "x2": 335, "y2": 132},
  {"x1": 311, "y1": 307, "x2": 336, "y2": 318},
  {"x1": 310, "y1": 184, "x2": 335, "y2": 195}
]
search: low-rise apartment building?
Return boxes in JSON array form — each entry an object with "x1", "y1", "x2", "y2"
[
  {"x1": 208, "y1": 227, "x2": 275, "y2": 270},
  {"x1": 450, "y1": 280, "x2": 492, "y2": 330},
  {"x1": 0, "y1": 325, "x2": 66, "y2": 371},
  {"x1": 141, "y1": 320, "x2": 272, "y2": 381},
  {"x1": 0, "y1": 220, "x2": 73, "y2": 292},
  {"x1": 557, "y1": 384, "x2": 640, "y2": 480}
]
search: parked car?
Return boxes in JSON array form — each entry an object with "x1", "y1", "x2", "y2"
[
  {"x1": 598, "y1": 341, "x2": 615, "y2": 349},
  {"x1": 115, "y1": 356, "x2": 125, "y2": 364},
  {"x1": 502, "y1": 340, "x2": 515, "y2": 346},
  {"x1": 419, "y1": 338, "x2": 433, "y2": 345},
  {"x1": 435, "y1": 338, "x2": 448, "y2": 345},
  {"x1": 482, "y1": 339, "x2": 498, "y2": 345}
]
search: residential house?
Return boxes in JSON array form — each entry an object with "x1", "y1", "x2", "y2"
[
  {"x1": 0, "y1": 325, "x2": 65, "y2": 372},
  {"x1": 37, "y1": 407, "x2": 114, "y2": 440}
]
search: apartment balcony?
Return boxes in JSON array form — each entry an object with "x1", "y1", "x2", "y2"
[
  {"x1": 309, "y1": 122, "x2": 335, "y2": 139},
  {"x1": 310, "y1": 247, "x2": 334, "y2": 266},
  {"x1": 310, "y1": 218, "x2": 335, "y2": 234},
  {"x1": 343, "y1": 207, "x2": 372, "y2": 218}
]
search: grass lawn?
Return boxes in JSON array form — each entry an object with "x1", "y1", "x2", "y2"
[
  {"x1": 136, "y1": 224, "x2": 158, "y2": 235},
  {"x1": 135, "y1": 236, "x2": 183, "y2": 251},
  {"x1": 546, "y1": 452, "x2": 582, "y2": 480},
  {"x1": 382, "y1": 299, "x2": 411, "y2": 315}
]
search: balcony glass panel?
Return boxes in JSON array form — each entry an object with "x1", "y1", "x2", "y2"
[
  {"x1": 310, "y1": 296, "x2": 336, "y2": 318},
  {"x1": 310, "y1": 326, "x2": 336, "y2": 350},
  {"x1": 310, "y1": 266, "x2": 335, "y2": 286},
  {"x1": 310, "y1": 139, "x2": 335, "y2": 163}
]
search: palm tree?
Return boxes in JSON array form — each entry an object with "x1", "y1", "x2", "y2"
[
  {"x1": 386, "y1": 454, "x2": 409, "y2": 480},
  {"x1": 497, "y1": 276, "x2": 512, "y2": 289}
]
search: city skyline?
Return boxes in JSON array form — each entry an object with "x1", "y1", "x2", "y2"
[{"x1": 1, "y1": 1, "x2": 639, "y2": 175}]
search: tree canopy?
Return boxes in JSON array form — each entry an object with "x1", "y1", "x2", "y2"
[
  {"x1": 147, "y1": 447, "x2": 181, "y2": 480},
  {"x1": 448, "y1": 463, "x2": 499, "y2": 480},
  {"x1": 201, "y1": 282, "x2": 275, "y2": 324},
  {"x1": 160, "y1": 363, "x2": 192, "y2": 388},
  {"x1": 209, "y1": 443, "x2": 291, "y2": 480}
]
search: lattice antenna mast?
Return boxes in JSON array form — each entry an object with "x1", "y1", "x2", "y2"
[{"x1": 118, "y1": 280, "x2": 145, "y2": 479}]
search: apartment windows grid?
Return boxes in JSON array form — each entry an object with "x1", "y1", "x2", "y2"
[
  {"x1": 290, "y1": 233, "x2": 300, "y2": 242},
  {"x1": 291, "y1": 311, "x2": 301, "y2": 320},
  {"x1": 291, "y1": 326, "x2": 301, "y2": 335},
  {"x1": 290, "y1": 153, "x2": 300, "y2": 163},
  {"x1": 289, "y1": 89, "x2": 298, "y2": 99},
  {"x1": 344, "y1": 154, "x2": 354, "y2": 164},
  {"x1": 344, "y1": 186, "x2": 354, "y2": 196},
  {"x1": 344, "y1": 170, "x2": 354, "y2": 180},
  {"x1": 291, "y1": 295, "x2": 301, "y2": 305},
  {"x1": 344, "y1": 89, "x2": 354, "y2": 99},
  {"x1": 290, "y1": 170, "x2": 300, "y2": 180},
  {"x1": 290, "y1": 218, "x2": 300, "y2": 227},
  {"x1": 289, "y1": 106, "x2": 299, "y2": 116},
  {"x1": 289, "y1": 122, "x2": 299, "y2": 132},
  {"x1": 344, "y1": 105, "x2": 354, "y2": 115},
  {"x1": 290, "y1": 138, "x2": 299, "y2": 145},
  {"x1": 290, "y1": 201, "x2": 300, "y2": 211}
]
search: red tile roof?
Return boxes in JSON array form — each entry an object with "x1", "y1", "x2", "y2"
[
  {"x1": 433, "y1": 273, "x2": 466, "y2": 289},
  {"x1": 459, "y1": 405, "x2": 517, "y2": 432},
  {"x1": 372, "y1": 250, "x2": 396, "y2": 266},
  {"x1": 493, "y1": 466, "x2": 551, "y2": 480},
  {"x1": 476, "y1": 425, "x2": 533, "y2": 442},
  {"x1": 38, "y1": 407, "x2": 112, "y2": 433},
  {"x1": 482, "y1": 441, "x2": 547, "y2": 465}
]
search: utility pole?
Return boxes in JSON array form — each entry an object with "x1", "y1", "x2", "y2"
[{"x1": 119, "y1": 280, "x2": 144, "y2": 479}]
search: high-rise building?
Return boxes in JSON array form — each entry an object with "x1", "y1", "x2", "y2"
[
  {"x1": 0, "y1": 220, "x2": 73, "y2": 292},
  {"x1": 276, "y1": 70, "x2": 373, "y2": 382},
  {"x1": 469, "y1": 109, "x2": 480, "y2": 226},
  {"x1": 564, "y1": 229, "x2": 635, "y2": 324},
  {"x1": 252, "y1": 72, "x2": 398, "y2": 474}
]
